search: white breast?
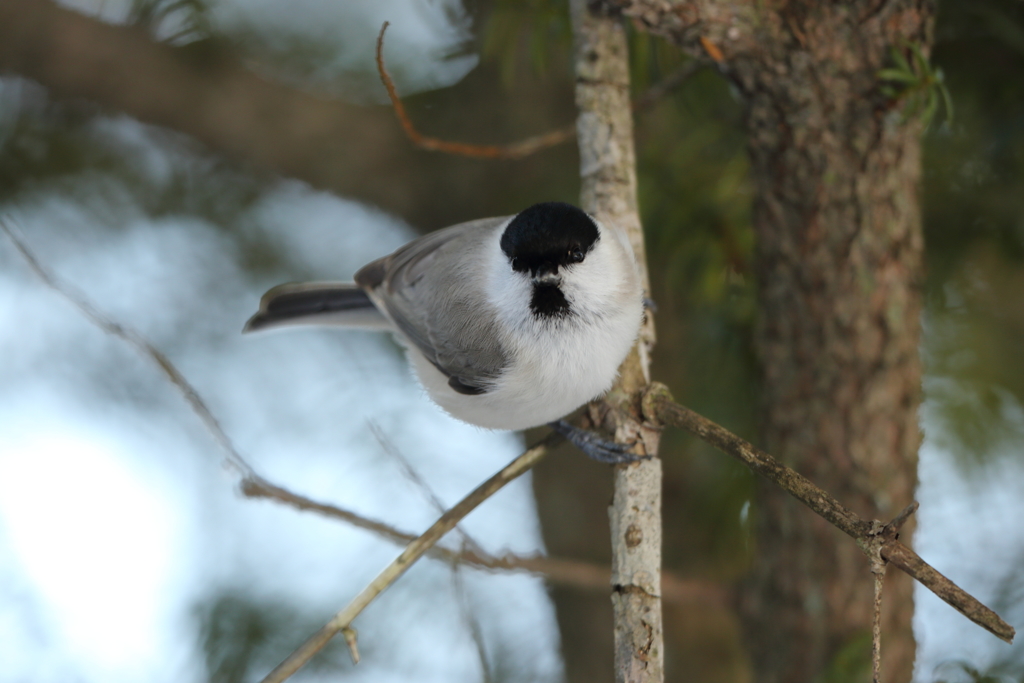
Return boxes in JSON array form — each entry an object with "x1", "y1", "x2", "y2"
[{"x1": 407, "y1": 220, "x2": 643, "y2": 431}]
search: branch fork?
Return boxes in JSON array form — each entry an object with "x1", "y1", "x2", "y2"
[{"x1": 641, "y1": 382, "x2": 1014, "y2": 645}]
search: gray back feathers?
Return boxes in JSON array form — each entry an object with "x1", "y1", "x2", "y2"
[{"x1": 356, "y1": 217, "x2": 511, "y2": 394}]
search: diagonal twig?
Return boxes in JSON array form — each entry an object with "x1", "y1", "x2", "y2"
[
  {"x1": 368, "y1": 420, "x2": 487, "y2": 557},
  {"x1": 368, "y1": 420, "x2": 494, "y2": 676},
  {"x1": 256, "y1": 436, "x2": 557, "y2": 683},
  {"x1": 642, "y1": 383, "x2": 1016, "y2": 644},
  {"x1": 0, "y1": 215, "x2": 254, "y2": 478}
]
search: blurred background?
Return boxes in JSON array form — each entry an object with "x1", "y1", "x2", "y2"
[{"x1": 0, "y1": 1, "x2": 1022, "y2": 682}]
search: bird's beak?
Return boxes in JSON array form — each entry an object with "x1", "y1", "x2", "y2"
[
  {"x1": 532, "y1": 263, "x2": 560, "y2": 284},
  {"x1": 532, "y1": 272, "x2": 560, "y2": 285}
]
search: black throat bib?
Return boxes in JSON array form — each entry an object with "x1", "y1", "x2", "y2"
[{"x1": 530, "y1": 282, "x2": 570, "y2": 319}]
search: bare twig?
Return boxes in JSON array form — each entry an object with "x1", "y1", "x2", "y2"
[
  {"x1": 368, "y1": 421, "x2": 494, "y2": 677},
  {"x1": 872, "y1": 568, "x2": 884, "y2": 683},
  {"x1": 257, "y1": 436, "x2": 556, "y2": 683},
  {"x1": 882, "y1": 543, "x2": 1013, "y2": 642},
  {"x1": 698, "y1": 36, "x2": 725, "y2": 64},
  {"x1": 340, "y1": 627, "x2": 359, "y2": 664},
  {"x1": 240, "y1": 476, "x2": 417, "y2": 543},
  {"x1": 643, "y1": 383, "x2": 1016, "y2": 644},
  {"x1": 376, "y1": 22, "x2": 575, "y2": 160},
  {"x1": 869, "y1": 500, "x2": 915, "y2": 683},
  {"x1": 369, "y1": 421, "x2": 449, "y2": 514},
  {"x1": 242, "y1": 469, "x2": 725, "y2": 606},
  {"x1": 450, "y1": 556, "x2": 494, "y2": 683},
  {"x1": 376, "y1": 22, "x2": 701, "y2": 162},
  {"x1": 886, "y1": 501, "x2": 919, "y2": 533},
  {"x1": 368, "y1": 420, "x2": 486, "y2": 556},
  {"x1": 0, "y1": 216, "x2": 255, "y2": 479}
]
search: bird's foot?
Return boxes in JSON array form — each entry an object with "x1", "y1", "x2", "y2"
[{"x1": 548, "y1": 419, "x2": 651, "y2": 464}]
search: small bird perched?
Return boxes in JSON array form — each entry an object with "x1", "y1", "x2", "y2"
[{"x1": 245, "y1": 202, "x2": 644, "y2": 462}]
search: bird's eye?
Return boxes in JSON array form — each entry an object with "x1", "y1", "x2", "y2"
[{"x1": 569, "y1": 248, "x2": 584, "y2": 263}]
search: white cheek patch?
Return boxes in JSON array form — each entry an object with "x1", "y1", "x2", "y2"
[{"x1": 561, "y1": 224, "x2": 641, "y2": 322}]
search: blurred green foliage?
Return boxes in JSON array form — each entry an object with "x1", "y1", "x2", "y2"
[
  {"x1": 196, "y1": 591, "x2": 356, "y2": 683},
  {"x1": 479, "y1": 0, "x2": 572, "y2": 85},
  {"x1": 878, "y1": 40, "x2": 954, "y2": 131},
  {"x1": 923, "y1": 0, "x2": 1024, "y2": 468},
  {"x1": 129, "y1": 0, "x2": 212, "y2": 44},
  {"x1": 932, "y1": 660, "x2": 1022, "y2": 683},
  {"x1": 821, "y1": 630, "x2": 873, "y2": 683}
]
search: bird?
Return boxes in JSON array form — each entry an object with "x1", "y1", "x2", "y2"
[{"x1": 244, "y1": 201, "x2": 645, "y2": 462}]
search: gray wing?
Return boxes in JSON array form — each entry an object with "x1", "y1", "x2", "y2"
[{"x1": 355, "y1": 217, "x2": 511, "y2": 395}]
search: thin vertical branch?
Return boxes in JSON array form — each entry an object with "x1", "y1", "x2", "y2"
[
  {"x1": 368, "y1": 421, "x2": 487, "y2": 557},
  {"x1": 450, "y1": 555, "x2": 495, "y2": 683},
  {"x1": 367, "y1": 421, "x2": 494, "y2": 679},
  {"x1": 872, "y1": 570, "x2": 884, "y2": 683},
  {"x1": 569, "y1": 3, "x2": 664, "y2": 683}
]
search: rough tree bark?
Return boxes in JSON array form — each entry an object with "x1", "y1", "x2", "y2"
[
  {"x1": 570, "y1": 1, "x2": 665, "y2": 682},
  {"x1": 608, "y1": 1, "x2": 932, "y2": 681},
  {"x1": 740, "y1": 10, "x2": 927, "y2": 683}
]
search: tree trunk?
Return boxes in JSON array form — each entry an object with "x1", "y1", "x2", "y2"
[
  {"x1": 734, "y1": 5, "x2": 931, "y2": 682},
  {"x1": 607, "y1": 1, "x2": 932, "y2": 677},
  {"x1": 569, "y1": 2, "x2": 665, "y2": 683}
]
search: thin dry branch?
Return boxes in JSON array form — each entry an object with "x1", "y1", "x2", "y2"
[
  {"x1": 371, "y1": 420, "x2": 498, "y2": 680},
  {"x1": 0, "y1": 216, "x2": 255, "y2": 478},
  {"x1": 376, "y1": 22, "x2": 575, "y2": 160},
  {"x1": 642, "y1": 383, "x2": 1016, "y2": 644},
  {"x1": 872, "y1": 568, "x2": 885, "y2": 683},
  {"x1": 257, "y1": 436, "x2": 557, "y2": 683},
  {"x1": 241, "y1": 474, "x2": 724, "y2": 606},
  {"x1": 368, "y1": 420, "x2": 486, "y2": 557},
  {"x1": 376, "y1": 22, "x2": 702, "y2": 162}
]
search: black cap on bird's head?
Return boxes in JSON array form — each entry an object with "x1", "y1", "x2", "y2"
[{"x1": 500, "y1": 202, "x2": 599, "y2": 278}]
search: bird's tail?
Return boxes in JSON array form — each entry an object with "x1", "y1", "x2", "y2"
[{"x1": 243, "y1": 282, "x2": 389, "y2": 332}]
